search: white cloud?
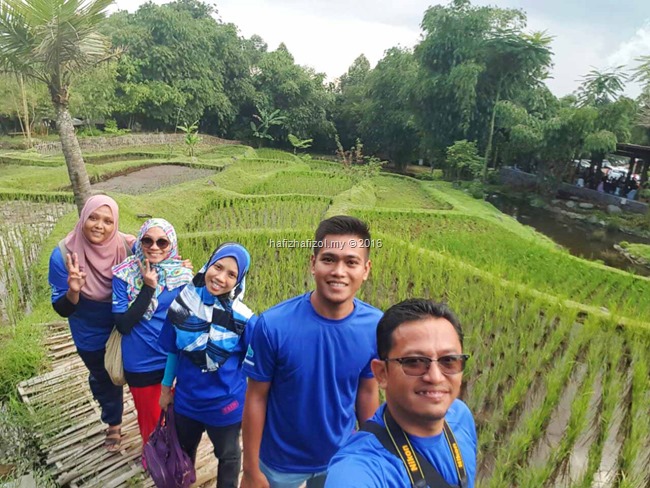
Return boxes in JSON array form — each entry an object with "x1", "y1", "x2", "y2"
[
  {"x1": 215, "y1": 0, "x2": 420, "y2": 80},
  {"x1": 606, "y1": 23, "x2": 650, "y2": 98}
]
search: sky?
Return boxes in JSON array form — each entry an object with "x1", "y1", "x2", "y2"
[{"x1": 111, "y1": 0, "x2": 650, "y2": 98}]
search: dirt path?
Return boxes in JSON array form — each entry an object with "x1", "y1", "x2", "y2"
[{"x1": 92, "y1": 165, "x2": 217, "y2": 195}]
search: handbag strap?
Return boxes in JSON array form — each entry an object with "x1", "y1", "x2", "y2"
[
  {"x1": 157, "y1": 408, "x2": 167, "y2": 428},
  {"x1": 361, "y1": 408, "x2": 466, "y2": 488},
  {"x1": 165, "y1": 405, "x2": 186, "y2": 458}
]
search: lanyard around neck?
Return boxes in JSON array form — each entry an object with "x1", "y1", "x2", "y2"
[{"x1": 382, "y1": 408, "x2": 468, "y2": 488}]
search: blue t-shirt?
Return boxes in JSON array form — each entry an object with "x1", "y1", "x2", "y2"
[
  {"x1": 158, "y1": 312, "x2": 257, "y2": 427},
  {"x1": 48, "y1": 247, "x2": 113, "y2": 352},
  {"x1": 326, "y1": 401, "x2": 477, "y2": 488},
  {"x1": 243, "y1": 292, "x2": 383, "y2": 474},
  {"x1": 112, "y1": 277, "x2": 181, "y2": 373}
]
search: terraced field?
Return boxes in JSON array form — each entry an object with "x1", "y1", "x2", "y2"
[{"x1": 1, "y1": 141, "x2": 649, "y2": 487}]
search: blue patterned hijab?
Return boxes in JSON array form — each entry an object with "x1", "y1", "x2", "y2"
[{"x1": 167, "y1": 243, "x2": 254, "y2": 371}]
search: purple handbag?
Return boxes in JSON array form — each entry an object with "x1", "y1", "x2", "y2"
[{"x1": 143, "y1": 405, "x2": 196, "y2": 488}]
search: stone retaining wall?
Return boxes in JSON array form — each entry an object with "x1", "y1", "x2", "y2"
[
  {"x1": 35, "y1": 133, "x2": 239, "y2": 154},
  {"x1": 499, "y1": 167, "x2": 648, "y2": 214}
]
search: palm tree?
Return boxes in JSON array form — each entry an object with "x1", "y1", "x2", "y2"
[
  {"x1": 577, "y1": 66, "x2": 627, "y2": 107},
  {"x1": 0, "y1": 0, "x2": 116, "y2": 213},
  {"x1": 631, "y1": 56, "x2": 650, "y2": 140},
  {"x1": 631, "y1": 55, "x2": 650, "y2": 87}
]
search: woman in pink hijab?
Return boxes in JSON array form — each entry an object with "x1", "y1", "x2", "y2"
[{"x1": 48, "y1": 195, "x2": 136, "y2": 452}]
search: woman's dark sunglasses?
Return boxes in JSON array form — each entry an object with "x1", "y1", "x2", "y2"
[
  {"x1": 384, "y1": 354, "x2": 470, "y2": 376},
  {"x1": 140, "y1": 236, "x2": 170, "y2": 250}
]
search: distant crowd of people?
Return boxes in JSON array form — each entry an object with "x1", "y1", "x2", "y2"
[
  {"x1": 575, "y1": 168, "x2": 641, "y2": 200},
  {"x1": 49, "y1": 195, "x2": 477, "y2": 488}
]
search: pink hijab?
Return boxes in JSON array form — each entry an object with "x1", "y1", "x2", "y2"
[{"x1": 63, "y1": 195, "x2": 136, "y2": 302}]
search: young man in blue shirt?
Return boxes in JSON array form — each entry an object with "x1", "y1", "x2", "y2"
[
  {"x1": 241, "y1": 216, "x2": 382, "y2": 488},
  {"x1": 326, "y1": 299, "x2": 477, "y2": 487}
]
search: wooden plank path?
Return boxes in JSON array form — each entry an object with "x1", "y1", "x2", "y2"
[{"x1": 17, "y1": 322, "x2": 219, "y2": 487}]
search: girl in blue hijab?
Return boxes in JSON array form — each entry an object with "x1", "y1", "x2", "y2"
[{"x1": 158, "y1": 242, "x2": 255, "y2": 488}]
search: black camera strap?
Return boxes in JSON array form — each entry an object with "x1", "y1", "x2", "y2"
[
  {"x1": 441, "y1": 418, "x2": 467, "y2": 488},
  {"x1": 360, "y1": 408, "x2": 467, "y2": 488}
]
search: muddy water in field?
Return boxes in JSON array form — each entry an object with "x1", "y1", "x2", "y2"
[
  {"x1": 528, "y1": 363, "x2": 588, "y2": 471},
  {"x1": 92, "y1": 165, "x2": 216, "y2": 195}
]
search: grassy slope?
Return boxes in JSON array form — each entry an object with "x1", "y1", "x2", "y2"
[{"x1": 623, "y1": 242, "x2": 650, "y2": 261}]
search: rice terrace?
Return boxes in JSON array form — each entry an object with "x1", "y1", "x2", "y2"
[{"x1": 0, "y1": 138, "x2": 648, "y2": 487}]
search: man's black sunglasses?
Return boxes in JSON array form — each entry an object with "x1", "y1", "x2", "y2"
[{"x1": 384, "y1": 355, "x2": 470, "y2": 376}]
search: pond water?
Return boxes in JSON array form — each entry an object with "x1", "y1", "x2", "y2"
[{"x1": 488, "y1": 194, "x2": 650, "y2": 276}]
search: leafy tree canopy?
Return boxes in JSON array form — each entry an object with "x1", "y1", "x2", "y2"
[
  {"x1": 359, "y1": 47, "x2": 420, "y2": 169},
  {"x1": 251, "y1": 45, "x2": 335, "y2": 148},
  {"x1": 332, "y1": 54, "x2": 371, "y2": 149},
  {"x1": 413, "y1": 0, "x2": 551, "y2": 166},
  {"x1": 103, "y1": 0, "x2": 251, "y2": 131},
  {"x1": 577, "y1": 66, "x2": 628, "y2": 107}
]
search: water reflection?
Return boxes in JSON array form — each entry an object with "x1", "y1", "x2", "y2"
[{"x1": 488, "y1": 194, "x2": 650, "y2": 276}]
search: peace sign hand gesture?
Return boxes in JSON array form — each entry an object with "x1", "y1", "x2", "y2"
[
  {"x1": 139, "y1": 259, "x2": 158, "y2": 288},
  {"x1": 65, "y1": 253, "x2": 87, "y2": 294}
]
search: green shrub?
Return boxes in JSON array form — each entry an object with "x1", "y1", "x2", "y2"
[
  {"x1": 446, "y1": 140, "x2": 484, "y2": 181},
  {"x1": 468, "y1": 180, "x2": 485, "y2": 199},
  {"x1": 77, "y1": 126, "x2": 102, "y2": 137},
  {"x1": 103, "y1": 119, "x2": 130, "y2": 135},
  {"x1": 413, "y1": 169, "x2": 443, "y2": 181}
]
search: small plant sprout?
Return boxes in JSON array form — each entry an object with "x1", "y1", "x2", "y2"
[{"x1": 177, "y1": 120, "x2": 201, "y2": 157}]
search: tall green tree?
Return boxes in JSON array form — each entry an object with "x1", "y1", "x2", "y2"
[
  {"x1": 491, "y1": 85, "x2": 560, "y2": 172},
  {"x1": 0, "y1": 72, "x2": 51, "y2": 139},
  {"x1": 104, "y1": 0, "x2": 253, "y2": 133},
  {"x1": 359, "y1": 47, "x2": 420, "y2": 169},
  {"x1": 492, "y1": 99, "x2": 544, "y2": 171},
  {"x1": 69, "y1": 62, "x2": 118, "y2": 127},
  {"x1": 332, "y1": 54, "x2": 370, "y2": 149},
  {"x1": 413, "y1": 0, "x2": 551, "y2": 178},
  {"x1": 0, "y1": 0, "x2": 116, "y2": 213},
  {"x1": 574, "y1": 67, "x2": 633, "y2": 185},
  {"x1": 479, "y1": 30, "x2": 552, "y2": 180},
  {"x1": 537, "y1": 104, "x2": 599, "y2": 187},
  {"x1": 577, "y1": 66, "x2": 627, "y2": 107},
  {"x1": 250, "y1": 44, "x2": 335, "y2": 150}
]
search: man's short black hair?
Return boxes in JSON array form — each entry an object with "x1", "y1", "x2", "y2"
[
  {"x1": 377, "y1": 299, "x2": 464, "y2": 359},
  {"x1": 313, "y1": 215, "x2": 371, "y2": 256}
]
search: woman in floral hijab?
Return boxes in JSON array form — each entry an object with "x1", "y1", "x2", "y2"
[{"x1": 112, "y1": 218, "x2": 193, "y2": 445}]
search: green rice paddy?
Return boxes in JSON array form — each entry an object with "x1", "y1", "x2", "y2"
[{"x1": 0, "y1": 141, "x2": 648, "y2": 487}]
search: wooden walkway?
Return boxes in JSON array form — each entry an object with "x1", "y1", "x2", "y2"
[{"x1": 17, "y1": 322, "x2": 218, "y2": 487}]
